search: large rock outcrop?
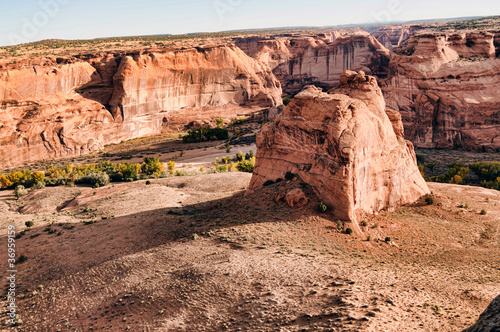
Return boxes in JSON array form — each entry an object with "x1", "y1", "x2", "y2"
[
  {"x1": 382, "y1": 31, "x2": 500, "y2": 150},
  {"x1": 0, "y1": 45, "x2": 282, "y2": 169},
  {"x1": 235, "y1": 32, "x2": 391, "y2": 97},
  {"x1": 237, "y1": 30, "x2": 500, "y2": 151},
  {"x1": 249, "y1": 71, "x2": 429, "y2": 224}
]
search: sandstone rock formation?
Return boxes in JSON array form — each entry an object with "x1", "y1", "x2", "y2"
[
  {"x1": 285, "y1": 188, "x2": 309, "y2": 208},
  {"x1": 237, "y1": 29, "x2": 500, "y2": 151},
  {"x1": 382, "y1": 31, "x2": 500, "y2": 150},
  {"x1": 235, "y1": 32, "x2": 391, "y2": 96},
  {"x1": 371, "y1": 25, "x2": 424, "y2": 49},
  {"x1": 464, "y1": 294, "x2": 500, "y2": 332},
  {"x1": 249, "y1": 72, "x2": 429, "y2": 224},
  {"x1": 0, "y1": 45, "x2": 282, "y2": 169}
]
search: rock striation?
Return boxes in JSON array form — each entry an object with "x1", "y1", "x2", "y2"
[
  {"x1": 0, "y1": 45, "x2": 282, "y2": 169},
  {"x1": 382, "y1": 31, "x2": 500, "y2": 150},
  {"x1": 249, "y1": 71, "x2": 429, "y2": 224},
  {"x1": 235, "y1": 32, "x2": 391, "y2": 97}
]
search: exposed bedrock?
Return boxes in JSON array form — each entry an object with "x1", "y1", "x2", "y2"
[
  {"x1": 236, "y1": 30, "x2": 500, "y2": 151},
  {"x1": 382, "y1": 31, "x2": 500, "y2": 150},
  {"x1": 0, "y1": 45, "x2": 282, "y2": 169},
  {"x1": 235, "y1": 32, "x2": 391, "y2": 97},
  {"x1": 249, "y1": 71, "x2": 429, "y2": 225}
]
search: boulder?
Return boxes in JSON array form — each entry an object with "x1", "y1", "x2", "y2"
[
  {"x1": 285, "y1": 189, "x2": 309, "y2": 208},
  {"x1": 249, "y1": 72, "x2": 429, "y2": 224}
]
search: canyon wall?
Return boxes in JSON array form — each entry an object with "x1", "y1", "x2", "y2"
[
  {"x1": 237, "y1": 30, "x2": 500, "y2": 151},
  {"x1": 235, "y1": 32, "x2": 391, "y2": 96},
  {"x1": 0, "y1": 45, "x2": 282, "y2": 169},
  {"x1": 382, "y1": 31, "x2": 500, "y2": 150}
]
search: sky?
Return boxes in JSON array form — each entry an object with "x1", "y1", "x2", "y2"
[{"x1": 0, "y1": 0, "x2": 498, "y2": 46}]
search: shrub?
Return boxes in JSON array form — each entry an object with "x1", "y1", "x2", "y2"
[
  {"x1": 318, "y1": 201, "x2": 328, "y2": 213},
  {"x1": 215, "y1": 163, "x2": 228, "y2": 173},
  {"x1": 385, "y1": 237, "x2": 391, "y2": 243},
  {"x1": 14, "y1": 185, "x2": 28, "y2": 198},
  {"x1": 31, "y1": 171, "x2": 45, "y2": 184},
  {"x1": 336, "y1": 220, "x2": 343, "y2": 230},
  {"x1": 345, "y1": 228, "x2": 353, "y2": 235},
  {"x1": 16, "y1": 254, "x2": 27, "y2": 264},
  {"x1": 235, "y1": 129, "x2": 241, "y2": 137},
  {"x1": 215, "y1": 118, "x2": 224, "y2": 128},
  {"x1": 480, "y1": 210, "x2": 487, "y2": 215},
  {"x1": 470, "y1": 162, "x2": 500, "y2": 190},
  {"x1": 282, "y1": 97, "x2": 293, "y2": 106},
  {"x1": 141, "y1": 157, "x2": 165, "y2": 177},
  {"x1": 236, "y1": 151, "x2": 245, "y2": 162},
  {"x1": 245, "y1": 150, "x2": 254, "y2": 160},
  {"x1": 167, "y1": 161, "x2": 176, "y2": 175},
  {"x1": 25, "y1": 220, "x2": 34, "y2": 228},
  {"x1": 236, "y1": 117, "x2": 247, "y2": 125},
  {"x1": 3, "y1": 170, "x2": 32, "y2": 189},
  {"x1": 81, "y1": 172, "x2": 110, "y2": 187},
  {"x1": 361, "y1": 221, "x2": 368, "y2": 227},
  {"x1": 236, "y1": 157, "x2": 256, "y2": 173},
  {"x1": 146, "y1": 180, "x2": 152, "y2": 185},
  {"x1": 0, "y1": 173, "x2": 14, "y2": 188},
  {"x1": 117, "y1": 163, "x2": 140, "y2": 181},
  {"x1": 228, "y1": 162, "x2": 237, "y2": 172},
  {"x1": 222, "y1": 156, "x2": 232, "y2": 164},
  {"x1": 182, "y1": 127, "x2": 229, "y2": 143},
  {"x1": 32, "y1": 181, "x2": 46, "y2": 190},
  {"x1": 175, "y1": 170, "x2": 184, "y2": 177},
  {"x1": 447, "y1": 162, "x2": 469, "y2": 184},
  {"x1": 199, "y1": 166, "x2": 205, "y2": 172},
  {"x1": 425, "y1": 195, "x2": 434, "y2": 205}
]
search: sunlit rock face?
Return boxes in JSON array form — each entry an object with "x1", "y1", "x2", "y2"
[
  {"x1": 235, "y1": 32, "x2": 391, "y2": 97},
  {"x1": 382, "y1": 31, "x2": 500, "y2": 151},
  {"x1": 0, "y1": 45, "x2": 282, "y2": 169},
  {"x1": 250, "y1": 72, "x2": 429, "y2": 225}
]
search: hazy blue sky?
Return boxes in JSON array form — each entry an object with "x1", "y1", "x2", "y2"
[{"x1": 1, "y1": 0, "x2": 498, "y2": 46}]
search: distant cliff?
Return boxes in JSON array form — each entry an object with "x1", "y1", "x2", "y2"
[
  {"x1": 237, "y1": 30, "x2": 500, "y2": 151},
  {"x1": 382, "y1": 31, "x2": 500, "y2": 150},
  {"x1": 0, "y1": 45, "x2": 282, "y2": 169},
  {"x1": 235, "y1": 32, "x2": 391, "y2": 97}
]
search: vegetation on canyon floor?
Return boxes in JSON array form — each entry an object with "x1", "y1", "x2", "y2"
[
  {"x1": 418, "y1": 157, "x2": 500, "y2": 190},
  {"x1": 0, "y1": 151, "x2": 257, "y2": 193}
]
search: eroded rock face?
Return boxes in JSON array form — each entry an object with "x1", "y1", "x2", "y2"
[
  {"x1": 235, "y1": 32, "x2": 391, "y2": 97},
  {"x1": 382, "y1": 31, "x2": 500, "y2": 150},
  {"x1": 250, "y1": 72, "x2": 429, "y2": 223},
  {"x1": 0, "y1": 45, "x2": 282, "y2": 169},
  {"x1": 237, "y1": 30, "x2": 500, "y2": 151}
]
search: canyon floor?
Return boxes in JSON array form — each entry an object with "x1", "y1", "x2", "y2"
[{"x1": 1, "y1": 167, "x2": 499, "y2": 331}]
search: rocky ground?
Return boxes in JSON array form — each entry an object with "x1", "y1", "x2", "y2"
[{"x1": 1, "y1": 170, "x2": 499, "y2": 331}]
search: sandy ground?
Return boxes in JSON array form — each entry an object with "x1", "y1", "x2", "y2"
[{"x1": 0, "y1": 172, "x2": 499, "y2": 331}]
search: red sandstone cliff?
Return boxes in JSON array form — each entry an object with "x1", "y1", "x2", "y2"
[
  {"x1": 237, "y1": 30, "x2": 500, "y2": 151},
  {"x1": 0, "y1": 45, "x2": 282, "y2": 169},
  {"x1": 235, "y1": 32, "x2": 391, "y2": 96},
  {"x1": 382, "y1": 31, "x2": 500, "y2": 150}
]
